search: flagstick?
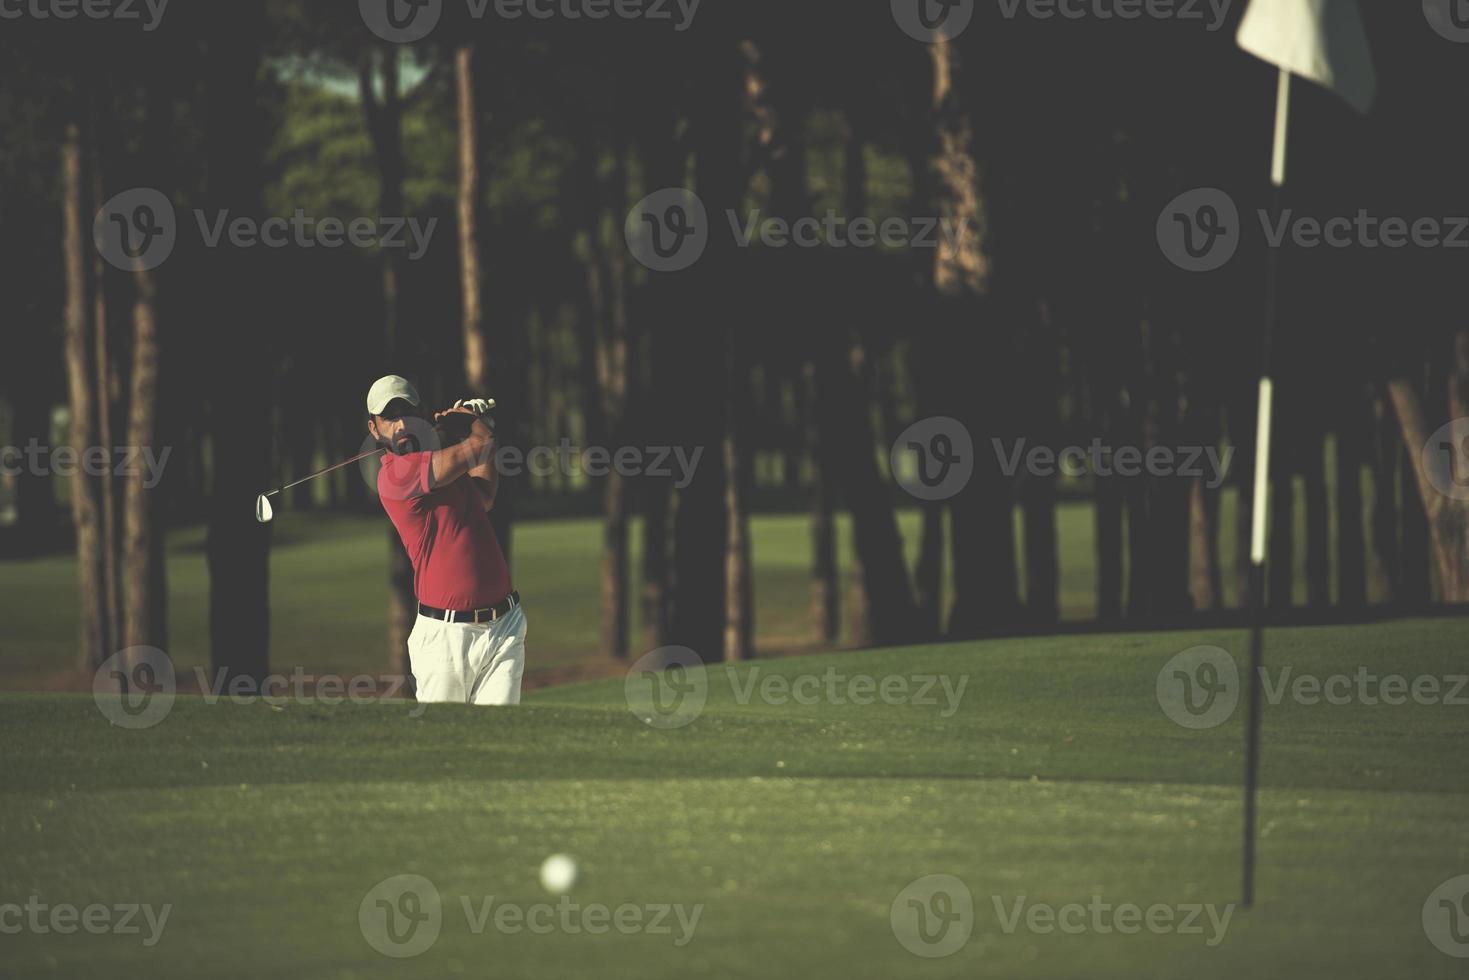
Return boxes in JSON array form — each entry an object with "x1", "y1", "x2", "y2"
[{"x1": 1243, "y1": 65, "x2": 1290, "y2": 910}]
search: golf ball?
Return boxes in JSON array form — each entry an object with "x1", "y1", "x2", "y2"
[{"x1": 539, "y1": 854, "x2": 579, "y2": 894}]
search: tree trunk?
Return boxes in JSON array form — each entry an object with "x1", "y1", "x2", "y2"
[
  {"x1": 1390, "y1": 366, "x2": 1468, "y2": 603},
  {"x1": 6, "y1": 375, "x2": 54, "y2": 556},
  {"x1": 1303, "y1": 431, "x2": 1330, "y2": 608},
  {"x1": 456, "y1": 44, "x2": 489, "y2": 395},
  {"x1": 122, "y1": 71, "x2": 170, "y2": 653},
  {"x1": 361, "y1": 44, "x2": 416, "y2": 677},
  {"x1": 1369, "y1": 389, "x2": 1401, "y2": 602},
  {"x1": 205, "y1": 7, "x2": 271, "y2": 685},
  {"x1": 927, "y1": 39, "x2": 1017, "y2": 637},
  {"x1": 1188, "y1": 475, "x2": 1221, "y2": 611},
  {"x1": 666, "y1": 38, "x2": 740, "y2": 662},
  {"x1": 1335, "y1": 397, "x2": 1367, "y2": 608},
  {"x1": 805, "y1": 363, "x2": 839, "y2": 645},
  {"x1": 723, "y1": 328, "x2": 753, "y2": 662},
  {"x1": 62, "y1": 116, "x2": 109, "y2": 670},
  {"x1": 633, "y1": 114, "x2": 681, "y2": 655},
  {"x1": 812, "y1": 340, "x2": 917, "y2": 646},
  {"x1": 1020, "y1": 307, "x2": 1059, "y2": 625},
  {"x1": 88, "y1": 91, "x2": 124, "y2": 659},
  {"x1": 1268, "y1": 455, "x2": 1295, "y2": 610},
  {"x1": 1096, "y1": 468, "x2": 1124, "y2": 620},
  {"x1": 574, "y1": 126, "x2": 635, "y2": 661}
]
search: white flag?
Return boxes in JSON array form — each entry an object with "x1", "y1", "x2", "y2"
[{"x1": 1237, "y1": 0, "x2": 1376, "y2": 114}]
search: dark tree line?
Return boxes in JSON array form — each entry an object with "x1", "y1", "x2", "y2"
[{"x1": 0, "y1": 1, "x2": 1465, "y2": 679}]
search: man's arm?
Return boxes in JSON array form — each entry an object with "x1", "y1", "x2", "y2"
[
  {"x1": 428, "y1": 413, "x2": 494, "y2": 491},
  {"x1": 468, "y1": 456, "x2": 498, "y2": 511}
]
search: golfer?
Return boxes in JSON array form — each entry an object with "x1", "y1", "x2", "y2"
[{"x1": 366, "y1": 375, "x2": 525, "y2": 705}]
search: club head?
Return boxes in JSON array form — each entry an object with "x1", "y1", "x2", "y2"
[{"x1": 254, "y1": 494, "x2": 274, "y2": 524}]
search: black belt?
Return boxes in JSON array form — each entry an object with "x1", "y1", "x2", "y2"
[{"x1": 418, "y1": 591, "x2": 520, "y2": 624}]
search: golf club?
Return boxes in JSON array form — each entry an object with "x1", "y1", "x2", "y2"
[{"x1": 255, "y1": 448, "x2": 385, "y2": 523}]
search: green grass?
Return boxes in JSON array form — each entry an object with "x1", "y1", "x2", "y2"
[{"x1": 1, "y1": 617, "x2": 1466, "y2": 978}]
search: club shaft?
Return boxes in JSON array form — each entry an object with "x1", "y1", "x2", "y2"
[{"x1": 266, "y1": 448, "x2": 384, "y2": 497}]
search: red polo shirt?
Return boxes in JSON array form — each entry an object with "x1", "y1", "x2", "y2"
[{"x1": 377, "y1": 450, "x2": 512, "y2": 611}]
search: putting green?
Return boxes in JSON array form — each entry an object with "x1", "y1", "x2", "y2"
[{"x1": 1, "y1": 617, "x2": 1466, "y2": 977}]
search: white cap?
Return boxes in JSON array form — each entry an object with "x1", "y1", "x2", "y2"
[{"x1": 366, "y1": 375, "x2": 421, "y2": 415}]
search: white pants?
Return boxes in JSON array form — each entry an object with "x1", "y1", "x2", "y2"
[{"x1": 407, "y1": 605, "x2": 527, "y2": 705}]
